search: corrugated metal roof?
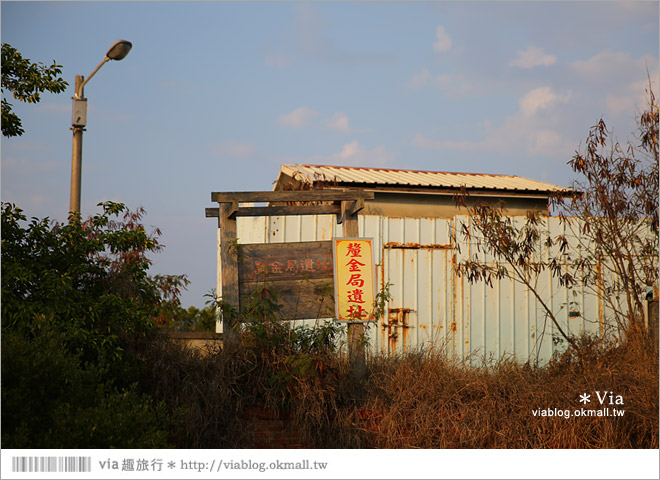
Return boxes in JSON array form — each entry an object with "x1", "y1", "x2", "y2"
[{"x1": 279, "y1": 164, "x2": 570, "y2": 194}]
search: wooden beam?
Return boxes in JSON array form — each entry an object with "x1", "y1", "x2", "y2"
[
  {"x1": 339, "y1": 201, "x2": 348, "y2": 225},
  {"x1": 206, "y1": 204, "x2": 341, "y2": 218},
  {"x1": 227, "y1": 200, "x2": 239, "y2": 219},
  {"x1": 219, "y1": 202, "x2": 239, "y2": 344},
  {"x1": 337, "y1": 198, "x2": 364, "y2": 224},
  {"x1": 211, "y1": 189, "x2": 374, "y2": 204},
  {"x1": 238, "y1": 204, "x2": 341, "y2": 217},
  {"x1": 351, "y1": 198, "x2": 365, "y2": 215}
]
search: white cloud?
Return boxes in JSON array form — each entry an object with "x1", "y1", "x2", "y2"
[
  {"x1": 407, "y1": 68, "x2": 432, "y2": 88},
  {"x1": 606, "y1": 78, "x2": 657, "y2": 115},
  {"x1": 211, "y1": 140, "x2": 256, "y2": 158},
  {"x1": 325, "y1": 112, "x2": 351, "y2": 132},
  {"x1": 570, "y1": 51, "x2": 658, "y2": 88},
  {"x1": 412, "y1": 123, "x2": 573, "y2": 158},
  {"x1": 570, "y1": 50, "x2": 659, "y2": 117},
  {"x1": 571, "y1": 50, "x2": 636, "y2": 77},
  {"x1": 411, "y1": 86, "x2": 575, "y2": 158},
  {"x1": 277, "y1": 109, "x2": 360, "y2": 133},
  {"x1": 278, "y1": 106, "x2": 319, "y2": 128},
  {"x1": 434, "y1": 73, "x2": 473, "y2": 97},
  {"x1": 605, "y1": 94, "x2": 635, "y2": 115},
  {"x1": 509, "y1": 46, "x2": 557, "y2": 69},
  {"x1": 334, "y1": 141, "x2": 395, "y2": 165},
  {"x1": 301, "y1": 141, "x2": 395, "y2": 167},
  {"x1": 433, "y1": 26, "x2": 452, "y2": 53},
  {"x1": 519, "y1": 87, "x2": 571, "y2": 116},
  {"x1": 439, "y1": 73, "x2": 493, "y2": 98},
  {"x1": 528, "y1": 130, "x2": 566, "y2": 156},
  {"x1": 338, "y1": 141, "x2": 361, "y2": 159}
]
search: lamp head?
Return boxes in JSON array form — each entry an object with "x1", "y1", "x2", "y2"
[{"x1": 106, "y1": 40, "x2": 132, "y2": 61}]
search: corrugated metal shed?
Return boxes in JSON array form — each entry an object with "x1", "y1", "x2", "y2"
[
  {"x1": 235, "y1": 212, "x2": 620, "y2": 365},
  {"x1": 214, "y1": 165, "x2": 621, "y2": 365},
  {"x1": 277, "y1": 164, "x2": 571, "y2": 195}
]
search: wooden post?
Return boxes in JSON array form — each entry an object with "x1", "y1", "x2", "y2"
[
  {"x1": 342, "y1": 200, "x2": 367, "y2": 380},
  {"x1": 207, "y1": 190, "x2": 375, "y2": 351},
  {"x1": 219, "y1": 201, "x2": 239, "y2": 344}
]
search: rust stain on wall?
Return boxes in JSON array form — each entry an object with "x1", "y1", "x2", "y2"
[
  {"x1": 382, "y1": 307, "x2": 414, "y2": 354},
  {"x1": 383, "y1": 242, "x2": 452, "y2": 250}
]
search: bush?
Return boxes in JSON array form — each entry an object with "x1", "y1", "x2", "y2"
[
  {"x1": 1, "y1": 325, "x2": 172, "y2": 448},
  {"x1": 1, "y1": 202, "x2": 185, "y2": 448},
  {"x1": 137, "y1": 291, "x2": 350, "y2": 448}
]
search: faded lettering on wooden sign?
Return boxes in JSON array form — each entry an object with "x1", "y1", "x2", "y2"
[{"x1": 238, "y1": 241, "x2": 335, "y2": 321}]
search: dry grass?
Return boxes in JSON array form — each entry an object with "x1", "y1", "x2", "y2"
[
  {"x1": 136, "y1": 328, "x2": 658, "y2": 449},
  {"x1": 351, "y1": 334, "x2": 658, "y2": 448}
]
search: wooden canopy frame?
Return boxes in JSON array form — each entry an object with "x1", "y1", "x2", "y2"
[{"x1": 206, "y1": 189, "x2": 375, "y2": 377}]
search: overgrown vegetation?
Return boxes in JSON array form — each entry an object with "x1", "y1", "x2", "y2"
[
  {"x1": 358, "y1": 333, "x2": 657, "y2": 448},
  {"x1": 2, "y1": 47, "x2": 656, "y2": 448},
  {"x1": 551, "y1": 84, "x2": 658, "y2": 338},
  {"x1": 1, "y1": 203, "x2": 186, "y2": 447},
  {"x1": 137, "y1": 303, "x2": 351, "y2": 448},
  {"x1": 453, "y1": 84, "x2": 658, "y2": 350},
  {"x1": 135, "y1": 322, "x2": 657, "y2": 448},
  {"x1": 156, "y1": 303, "x2": 217, "y2": 331},
  {"x1": 4, "y1": 199, "x2": 656, "y2": 449}
]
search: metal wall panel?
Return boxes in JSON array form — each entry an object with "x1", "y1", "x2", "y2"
[{"x1": 230, "y1": 213, "x2": 636, "y2": 364}]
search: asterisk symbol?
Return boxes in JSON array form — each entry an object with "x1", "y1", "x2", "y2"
[
  {"x1": 168, "y1": 462, "x2": 176, "y2": 469},
  {"x1": 579, "y1": 393, "x2": 591, "y2": 404}
]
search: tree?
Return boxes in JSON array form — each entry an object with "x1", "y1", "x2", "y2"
[
  {"x1": 1, "y1": 201, "x2": 188, "y2": 447},
  {"x1": 454, "y1": 85, "x2": 658, "y2": 351},
  {"x1": 551, "y1": 84, "x2": 658, "y2": 337},
  {"x1": 1, "y1": 43, "x2": 68, "y2": 137},
  {"x1": 453, "y1": 197, "x2": 578, "y2": 350},
  {"x1": 156, "y1": 303, "x2": 218, "y2": 332}
]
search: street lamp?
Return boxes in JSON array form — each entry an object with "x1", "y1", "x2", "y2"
[{"x1": 69, "y1": 40, "x2": 132, "y2": 216}]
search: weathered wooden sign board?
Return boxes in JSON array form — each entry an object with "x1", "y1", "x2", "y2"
[
  {"x1": 238, "y1": 241, "x2": 335, "y2": 320},
  {"x1": 207, "y1": 189, "x2": 374, "y2": 379}
]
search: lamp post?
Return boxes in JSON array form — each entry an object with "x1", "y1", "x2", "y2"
[{"x1": 69, "y1": 40, "x2": 132, "y2": 216}]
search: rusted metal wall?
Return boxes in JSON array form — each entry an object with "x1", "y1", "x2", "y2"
[{"x1": 233, "y1": 214, "x2": 629, "y2": 364}]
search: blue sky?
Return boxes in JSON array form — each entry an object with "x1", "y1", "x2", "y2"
[{"x1": 2, "y1": 1, "x2": 658, "y2": 308}]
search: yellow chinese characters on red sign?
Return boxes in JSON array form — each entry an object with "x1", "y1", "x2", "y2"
[{"x1": 333, "y1": 238, "x2": 375, "y2": 321}]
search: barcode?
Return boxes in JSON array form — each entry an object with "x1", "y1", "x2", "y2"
[{"x1": 11, "y1": 456, "x2": 91, "y2": 473}]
